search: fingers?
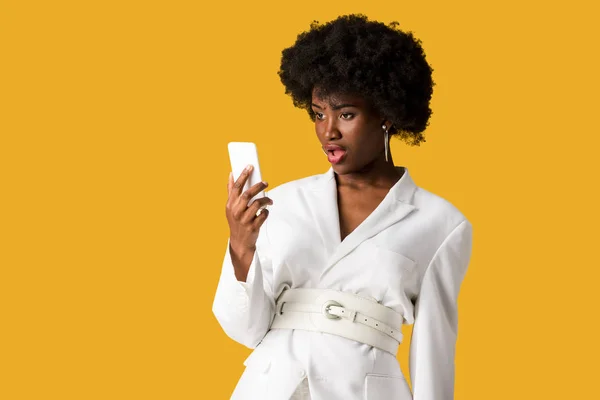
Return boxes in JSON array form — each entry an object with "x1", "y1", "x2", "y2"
[
  {"x1": 253, "y1": 208, "x2": 269, "y2": 228},
  {"x1": 241, "y1": 196, "x2": 274, "y2": 224},
  {"x1": 227, "y1": 172, "x2": 233, "y2": 195},
  {"x1": 238, "y1": 180, "x2": 268, "y2": 207},
  {"x1": 231, "y1": 165, "x2": 253, "y2": 198},
  {"x1": 231, "y1": 165, "x2": 268, "y2": 208},
  {"x1": 227, "y1": 165, "x2": 272, "y2": 226}
]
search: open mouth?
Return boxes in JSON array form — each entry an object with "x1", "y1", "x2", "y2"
[{"x1": 326, "y1": 148, "x2": 347, "y2": 164}]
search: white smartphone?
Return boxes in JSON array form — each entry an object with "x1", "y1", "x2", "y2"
[{"x1": 228, "y1": 142, "x2": 265, "y2": 207}]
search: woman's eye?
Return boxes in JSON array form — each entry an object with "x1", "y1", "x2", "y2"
[
  {"x1": 340, "y1": 113, "x2": 354, "y2": 120},
  {"x1": 315, "y1": 112, "x2": 325, "y2": 120}
]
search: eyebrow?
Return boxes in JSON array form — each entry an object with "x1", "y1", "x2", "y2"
[{"x1": 311, "y1": 103, "x2": 357, "y2": 110}]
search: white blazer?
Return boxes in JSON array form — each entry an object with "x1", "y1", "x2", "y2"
[{"x1": 212, "y1": 166, "x2": 473, "y2": 400}]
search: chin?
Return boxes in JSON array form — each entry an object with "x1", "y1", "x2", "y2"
[{"x1": 331, "y1": 163, "x2": 353, "y2": 175}]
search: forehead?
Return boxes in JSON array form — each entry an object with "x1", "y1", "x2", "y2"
[{"x1": 311, "y1": 88, "x2": 368, "y2": 107}]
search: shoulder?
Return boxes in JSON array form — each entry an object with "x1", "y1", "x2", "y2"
[
  {"x1": 264, "y1": 171, "x2": 326, "y2": 200},
  {"x1": 412, "y1": 184, "x2": 471, "y2": 233}
]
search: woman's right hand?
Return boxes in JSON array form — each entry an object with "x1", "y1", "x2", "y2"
[{"x1": 226, "y1": 165, "x2": 273, "y2": 263}]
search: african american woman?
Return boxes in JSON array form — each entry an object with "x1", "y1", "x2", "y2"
[{"x1": 213, "y1": 14, "x2": 473, "y2": 400}]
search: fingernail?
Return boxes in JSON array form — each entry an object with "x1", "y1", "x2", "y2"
[
  {"x1": 263, "y1": 181, "x2": 268, "y2": 186},
  {"x1": 246, "y1": 165, "x2": 253, "y2": 171}
]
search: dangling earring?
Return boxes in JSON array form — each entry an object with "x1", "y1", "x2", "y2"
[{"x1": 382, "y1": 124, "x2": 390, "y2": 162}]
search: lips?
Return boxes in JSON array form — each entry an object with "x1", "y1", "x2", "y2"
[{"x1": 323, "y1": 144, "x2": 347, "y2": 164}]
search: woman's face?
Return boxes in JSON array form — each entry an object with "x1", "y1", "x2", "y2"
[{"x1": 311, "y1": 88, "x2": 387, "y2": 175}]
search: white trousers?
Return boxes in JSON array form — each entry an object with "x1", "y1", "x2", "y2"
[{"x1": 290, "y1": 377, "x2": 311, "y2": 400}]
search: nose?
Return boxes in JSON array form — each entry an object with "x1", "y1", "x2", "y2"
[{"x1": 323, "y1": 117, "x2": 341, "y2": 140}]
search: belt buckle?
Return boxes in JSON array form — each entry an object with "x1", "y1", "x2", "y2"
[{"x1": 322, "y1": 300, "x2": 342, "y2": 320}]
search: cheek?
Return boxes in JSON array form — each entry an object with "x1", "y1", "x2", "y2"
[
  {"x1": 351, "y1": 123, "x2": 379, "y2": 148},
  {"x1": 314, "y1": 125, "x2": 323, "y2": 139},
  {"x1": 354, "y1": 129, "x2": 382, "y2": 159},
  {"x1": 314, "y1": 120, "x2": 324, "y2": 134}
]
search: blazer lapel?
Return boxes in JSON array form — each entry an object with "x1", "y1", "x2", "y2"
[
  {"x1": 304, "y1": 167, "x2": 341, "y2": 261},
  {"x1": 304, "y1": 166, "x2": 418, "y2": 281}
]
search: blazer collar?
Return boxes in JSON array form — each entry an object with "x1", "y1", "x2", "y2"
[{"x1": 305, "y1": 166, "x2": 418, "y2": 280}]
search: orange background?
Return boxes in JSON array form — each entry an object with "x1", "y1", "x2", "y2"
[{"x1": 1, "y1": 0, "x2": 599, "y2": 398}]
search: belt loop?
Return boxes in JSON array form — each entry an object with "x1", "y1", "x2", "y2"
[{"x1": 346, "y1": 309, "x2": 357, "y2": 322}]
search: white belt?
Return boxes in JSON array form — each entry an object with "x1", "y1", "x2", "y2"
[{"x1": 269, "y1": 288, "x2": 405, "y2": 356}]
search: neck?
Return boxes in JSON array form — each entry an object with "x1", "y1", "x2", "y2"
[{"x1": 335, "y1": 157, "x2": 403, "y2": 190}]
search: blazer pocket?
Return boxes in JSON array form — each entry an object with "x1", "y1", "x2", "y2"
[
  {"x1": 373, "y1": 246, "x2": 416, "y2": 270},
  {"x1": 239, "y1": 353, "x2": 305, "y2": 400},
  {"x1": 364, "y1": 373, "x2": 412, "y2": 400},
  {"x1": 372, "y1": 246, "x2": 418, "y2": 287},
  {"x1": 232, "y1": 351, "x2": 271, "y2": 400},
  {"x1": 243, "y1": 349, "x2": 271, "y2": 373}
]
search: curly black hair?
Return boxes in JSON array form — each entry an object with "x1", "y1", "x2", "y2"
[{"x1": 278, "y1": 14, "x2": 434, "y2": 146}]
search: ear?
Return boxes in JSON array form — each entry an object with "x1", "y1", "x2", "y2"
[{"x1": 380, "y1": 119, "x2": 393, "y2": 131}]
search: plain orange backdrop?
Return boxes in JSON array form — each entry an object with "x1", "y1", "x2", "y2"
[{"x1": 1, "y1": 0, "x2": 599, "y2": 399}]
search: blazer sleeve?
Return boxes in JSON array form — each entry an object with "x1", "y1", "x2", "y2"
[
  {"x1": 211, "y1": 216, "x2": 276, "y2": 349},
  {"x1": 409, "y1": 219, "x2": 473, "y2": 400}
]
